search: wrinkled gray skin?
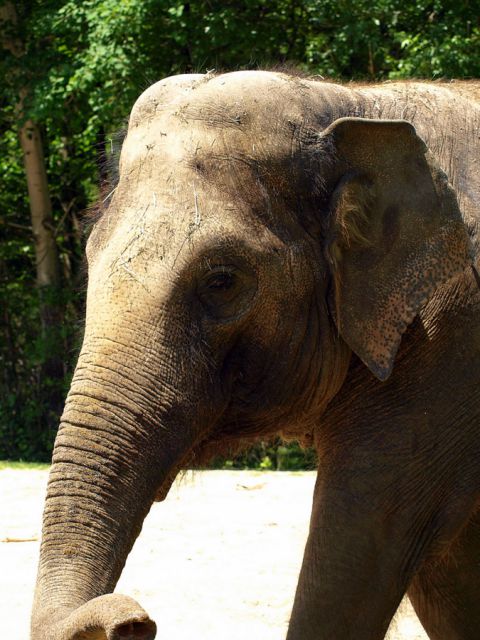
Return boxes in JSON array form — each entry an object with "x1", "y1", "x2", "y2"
[{"x1": 31, "y1": 72, "x2": 480, "y2": 640}]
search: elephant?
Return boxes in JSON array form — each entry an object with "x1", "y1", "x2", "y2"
[{"x1": 31, "y1": 71, "x2": 480, "y2": 640}]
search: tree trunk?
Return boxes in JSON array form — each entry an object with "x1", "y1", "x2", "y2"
[
  {"x1": 1, "y1": 2, "x2": 61, "y2": 291},
  {"x1": 19, "y1": 117, "x2": 61, "y2": 290},
  {"x1": 20, "y1": 115, "x2": 65, "y2": 430}
]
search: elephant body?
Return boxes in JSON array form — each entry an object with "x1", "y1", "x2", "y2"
[{"x1": 31, "y1": 72, "x2": 480, "y2": 640}]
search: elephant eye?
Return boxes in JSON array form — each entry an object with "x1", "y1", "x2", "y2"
[
  {"x1": 206, "y1": 270, "x2": 236, "y2": 291},
  {"x1": 198, "y1": 264, "x2": 256, "y2": 321}
]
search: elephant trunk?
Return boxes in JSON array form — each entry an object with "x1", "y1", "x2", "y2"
[{"x1": 31, "y1": 338, "x2": 205, "y2": 640}]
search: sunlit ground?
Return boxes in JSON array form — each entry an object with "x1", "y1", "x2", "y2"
[{"x1": 0, "y1": 466, "x2": 427, "y2": 639}]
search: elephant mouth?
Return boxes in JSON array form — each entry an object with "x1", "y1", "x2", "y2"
[
  {"x1": 152, "y1": 427, "x2": 257, "y2": 502},
  {"x1": 154, "y1": 468, "x2": 178, "y2": 501},
  {"x1": 153, "y1": 452, "x2": 194, "y2": 502},
  {"x1": 152, "y1": 432, "x2": 221, "y2": 502}
]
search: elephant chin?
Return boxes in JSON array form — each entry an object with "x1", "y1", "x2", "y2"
[
  {"x1": 153, "y1": 447, "x2": 197, "y2": 502},
  {"x1": 31, "y1": 594, "x2": 156, "y2": 640},
  {"x1": 153, "y1": 468, "x2": 178, "y2": 502}
]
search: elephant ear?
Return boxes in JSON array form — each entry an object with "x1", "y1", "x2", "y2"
[{"x1": 321, "y1": 117, "x2": 472, "y2": 381}]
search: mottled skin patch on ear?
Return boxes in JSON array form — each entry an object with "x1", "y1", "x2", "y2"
[
  {"x1": 322, "y1": 118, "x2": 473, "y2": 380},
  {"x1": 360, "y1": 221, "x2": 472, "y2": 380}
]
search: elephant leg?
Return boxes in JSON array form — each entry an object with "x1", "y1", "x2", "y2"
[
  {"x1": 408, "y1": 510, "x2": 480, "y2": 640},
  {"x1": 286, "y1": 465, "x2": 431, "y2": 640}
]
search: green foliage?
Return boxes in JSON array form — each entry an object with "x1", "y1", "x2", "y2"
[
  {"x1": 301, "y1": 0, "x2": 480, "y2": 79},
  {"x1": 0, "y1": 460, "x2": 49, "y2": 470},
  {"x1": 0, "y1": 278, "x2": 78, "y2": 459},
  {"x1": 1, "y1": 0, "x2": 478, "y2": 461},
  {"x1": 214, "y1": 440, "x2": 317, "y2": 471}
]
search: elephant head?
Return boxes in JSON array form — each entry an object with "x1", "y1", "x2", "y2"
[{"x1": 31, "y1": 71, "x2": 472, "y2": 640}]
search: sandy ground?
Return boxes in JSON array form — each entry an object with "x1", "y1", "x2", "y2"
[{"x1": 0, "y1": 468, "x2": 429, "y2": 639}]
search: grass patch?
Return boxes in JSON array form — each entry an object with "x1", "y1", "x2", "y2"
[{"x1": 0, "y1": 460, "x2": 50, "y2": 470}]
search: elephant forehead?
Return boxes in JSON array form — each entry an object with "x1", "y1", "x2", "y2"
[
  {"x1": 118, "y1": 121, "x2": 288, "y2": 200},
  {"x1": 129, "y1": 73, "x2": 206, "y2": 128},
  {"x1": 173, "y1": 71, "x2": 294, "y2": 124},
  {"x1": 122, "y1": 71, "x2": 324, "y2": 171},
  {"x1": 129, "y1": 70, "x2": 291, "y2": 127}
]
